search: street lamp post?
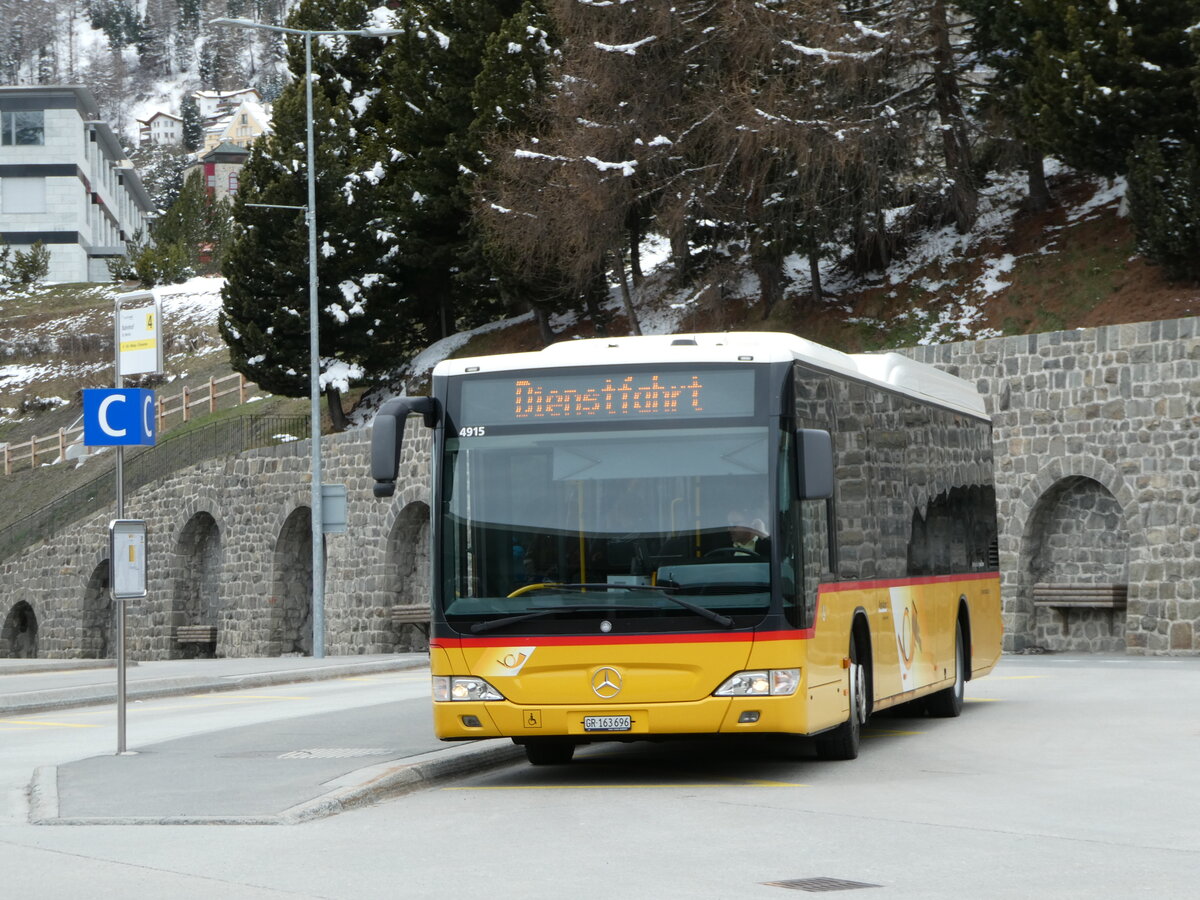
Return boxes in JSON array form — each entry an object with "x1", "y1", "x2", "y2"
[{"x1": 211, "y1": 17, "x2": 399, "y2": 658}]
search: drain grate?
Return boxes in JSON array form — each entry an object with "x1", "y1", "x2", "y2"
[
  {"x1": 277, "y1": 748, "x2": 394, "y2": 760},
  {"x1": 764, "y1": 878, "x2": 881, "y2": 893}
]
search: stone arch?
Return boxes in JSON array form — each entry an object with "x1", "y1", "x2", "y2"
[
  {"x1": 82, "y1": 559, "x2": 113, "y2": 659},
  {"x1": 1, "y1": 600, "x2": 38, "y2": 658},
  {"x1": 270, "y1": 506, "x2": 314, "y2": 656},
  {"x1": 1013, "y1": 457, "x2": 1143, "y2": 652},
  {"x1": 385, "y1": 501, "x2": 431, "y2": 651},
  {"x1": 172, "y1": 511, "x2": 223, "y2": 657}
]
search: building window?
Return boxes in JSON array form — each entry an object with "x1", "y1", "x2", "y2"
[
  {"x1": 1, "y1": 177, "x2": 46, "y2": 213},
  {"x1": 1, "y1": 110, "x2": 44, "y2": 145},
  {"x1": 228, "y1": 171, "x2": 239, "y2": 193}
]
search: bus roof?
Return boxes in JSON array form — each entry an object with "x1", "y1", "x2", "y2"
[{"x1": 433, "y1": 332, "x2": 988, "y2": 420}]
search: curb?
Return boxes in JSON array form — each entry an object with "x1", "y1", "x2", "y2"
[
  {"x1": 30, "y1": 741, "x2": 525, "y2": 826},
  {"x1": 0, "y1": 661, "x2": 123, "y2": 676},
  {"x1": 2, "y1": 657, "x2": 428, "y2": 717}
]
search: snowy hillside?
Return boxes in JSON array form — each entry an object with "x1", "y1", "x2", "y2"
[{"x1": 0, "y1": 0, "x2": 296, "y2": 146}]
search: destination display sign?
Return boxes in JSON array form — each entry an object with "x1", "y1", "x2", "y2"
[{"x1": 455, "y1": 368, "x2": 757, "y2": 427}]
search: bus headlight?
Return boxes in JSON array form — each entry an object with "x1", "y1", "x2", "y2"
[
  {"x1": 714, "y1": 669, "x2": 800, "y2": 697},
  {"x1": 433, "y1": 676, "x2": 506, "y2": 702}
]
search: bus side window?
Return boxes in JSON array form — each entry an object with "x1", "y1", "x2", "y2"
[
  {"x1": 792, "y1": 363, "x2": 838, "y2": 590},
  {"x1": 781, "y1": 431, "x2": 832, "y2": 630},
  {"x1": 800, "y1": 500, "x2": 829, "y2": 626}
]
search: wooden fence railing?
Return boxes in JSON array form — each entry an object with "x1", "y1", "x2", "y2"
[{"x1": 1, "y1": 373, "x2": 260, "y2": 476}]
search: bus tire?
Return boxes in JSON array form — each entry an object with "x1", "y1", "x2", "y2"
[
  {"x1": 926, "y1": 619, "x2": 966, "y2": 718},
  {"x1": 523, "y1": 739, "x2": 576, "y2": 766},
  {"x1": 815, "y1": 635, "x2": 868, "y2": 761}
]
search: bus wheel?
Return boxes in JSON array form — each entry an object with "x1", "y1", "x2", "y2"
[
  {"x1": 523, "y1": 739, "x2": 576, "y2": 766},
  {"x1": 926, "y1": 620, "x2": 966, "y2": 718},
  {"x1": 816, "y1": 638, "x2": 867, "y2": 761}
]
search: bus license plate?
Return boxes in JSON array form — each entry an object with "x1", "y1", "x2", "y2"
[{"x1": 583, "y1": 715, "x2": 631, "y2": 732}]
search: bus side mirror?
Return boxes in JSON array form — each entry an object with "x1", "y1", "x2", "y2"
[
  {"x1": 796, "y1": 428, "x2": 833, "y2": 500},
  {"x1": 372, "y1": 396, "x2": 439, "y2": 498}
]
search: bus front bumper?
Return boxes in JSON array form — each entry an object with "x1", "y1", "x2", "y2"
[{"x1": 433, "y1": 695, "x2": 814, "y2": 740}]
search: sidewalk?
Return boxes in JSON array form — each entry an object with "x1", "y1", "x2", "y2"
[
  {"x1": 0, "y1": 654, "x2": 429, "y2": 716},
  {"x1": 2, "y1": 655, "x2": 524, "y2": 823}
]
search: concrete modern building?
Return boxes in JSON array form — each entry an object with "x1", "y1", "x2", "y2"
[{"x1": 0, "y1": 86, "x2": 156, "y2": 283}]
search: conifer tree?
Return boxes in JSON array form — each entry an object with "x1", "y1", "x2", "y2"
[
  {"x1": 470, "y1": 0, "x2": 564, "y2": 339},
  {"x1": 221, "y1": 0, "x2": 393, "y2": 430},
  {"x1": 181, "y1": 94, "x2": 203, "y2": 151},
  {"x1": 1127, "y1": 137, "x2": 1200, "y2": 281},
  {"x1": 152, "y1": 170, "x2": 232, "y2": 275},
  {"x1": 349, "y1": 0, "x2": 527, "y2": 348},
  {"x1": 1017, "y1": 0, "x2": 1200, "y2": 177}
]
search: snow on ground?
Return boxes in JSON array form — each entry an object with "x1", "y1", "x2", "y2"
[{"x1": 153, "y1": 276, "x2": 226, "y2": 328}]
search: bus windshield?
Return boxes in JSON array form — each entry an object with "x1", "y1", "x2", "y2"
[{"x1": 440, "y1": 425, "x2": 773, "y2": 633}]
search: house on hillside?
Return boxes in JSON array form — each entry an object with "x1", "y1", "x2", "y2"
[
  {"x1": 185, "y1": 141, "x2": 250, "y2": 202},
  {"x1": 194, "y1": 88, "x2": 262, "y2": 123},
  {"x1": 137, "y1": 110, "x2": 183, "y2": 147},
  {"x1": 201, "y1": 98, "x2": 271, "y2": 152},
  {"x1": 0, "y1": 86, "x2": 156, "y2": 283}
]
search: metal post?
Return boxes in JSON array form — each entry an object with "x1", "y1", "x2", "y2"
[
  {"x1": 208, "y1": 14, "x2": 403, "y2": 658},
  {"x1": 113, "y1": 296, "x2": 127, "y2": 755},
  {"x1": 305, "y1": 32, "x2": 325, "y2": 659}
]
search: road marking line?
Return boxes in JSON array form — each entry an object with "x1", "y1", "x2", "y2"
[
  {"x1": 966, "y1": 697, "x2": 1002, "y2": 702},
  {"x1": 446, "y1": 781, "x2": 807, "y2": 791},
  {"x1": 0, "y1": 719, "x2": 100, "y2": 729},
  {"x1": 186, "y1": 694, "x2": 312, "y2": 701}
]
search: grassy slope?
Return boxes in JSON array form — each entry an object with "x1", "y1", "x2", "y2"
[{"x1": 0, "y1": 282, "x2": 310, "y2": 533}]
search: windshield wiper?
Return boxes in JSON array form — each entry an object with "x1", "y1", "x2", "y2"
[
  {"x1": 470, "y1": 583, "x2": 735, "y2": 633},
  {"x1": 470, "y1": 602, "x2": 647, "y2": 634}
]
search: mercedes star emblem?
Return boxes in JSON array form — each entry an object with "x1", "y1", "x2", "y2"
[{"x1": 591, "y1": 666, "x2": 622, "y2": 699}]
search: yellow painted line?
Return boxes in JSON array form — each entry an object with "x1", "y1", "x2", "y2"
[
  {"x1": 966, "y1": 697, "x2": 1002, "y2": 702},
  {"x1": 744, "y1": 779, "x2": 808, "y2": 787},
  {"x1": 186, "y1": 694, "x2": 311, "y2": 701},
  {"x1": 446, "y1": 781, "x2": 807, "y2": 791},
  {"x1": 991, "y1": 675, "x2": 1045, "y2": 680},
  {"x1": 126, "y1": 696, "x2": 312, "y2": 714},
  {"x1": 0, "y1": 719, "x2": 100, "y2": 729}
]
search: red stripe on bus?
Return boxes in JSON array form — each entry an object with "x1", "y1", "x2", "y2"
[
  {"x1": 432, "y1": 629, "x2": 810, "y2": 650},
  {"x1": 818, "y1": 571, "x2": 999, "y2": 594},
  {"x1": 432, "y1": 572, "x2": 996, "y2": 650}
]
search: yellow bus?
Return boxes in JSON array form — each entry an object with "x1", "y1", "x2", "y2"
[{"x1": 372, "y1": 332, "x2": 1001, "y2": 765}]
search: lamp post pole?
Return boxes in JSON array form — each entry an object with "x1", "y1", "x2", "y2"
[
  {"x1": 211, "y1": 17, "x2": 399, "y2": 658},
  {"x1": 302, "y1": 30, "x2": 324, "y2": 657}
]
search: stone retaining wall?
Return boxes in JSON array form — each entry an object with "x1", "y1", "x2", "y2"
[
  {"x1": 3, "y1": 315, "x2": 1199, "y2": 659},
  {"x1": 906, "y1": 316, "x2": 1200, "y2": 654}
]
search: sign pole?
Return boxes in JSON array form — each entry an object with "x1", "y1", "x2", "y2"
[
  {"x1": 114, "y1": 295, "x2": 127, "y2": 754},
  {"x1": 108, "y1": 290, "x2": 159, "y2": 755}
]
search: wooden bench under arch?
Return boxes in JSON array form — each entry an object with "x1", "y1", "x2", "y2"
[
  {"x1": 391, "y1": 604, "x2": 431, "y2": 642},
  {"x1": 1031, "y1": 583, "x2": 1128, "y2": 610}
]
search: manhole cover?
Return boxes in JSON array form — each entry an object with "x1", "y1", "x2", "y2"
[
  {"x1": 277, "y1": 748, "x2": 394, "y2": 759},
  {"x1": 764, "y1": 878, "x2": 881, "y2": 892}
]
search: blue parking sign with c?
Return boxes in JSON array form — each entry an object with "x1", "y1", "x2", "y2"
[{"x1": 83, "y1": 389, "x2": 157, "y2": 447}]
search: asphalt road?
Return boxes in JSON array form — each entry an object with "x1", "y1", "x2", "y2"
[{"x1": 0, "y1": 653, "x2": 1197, "y2": 899}]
